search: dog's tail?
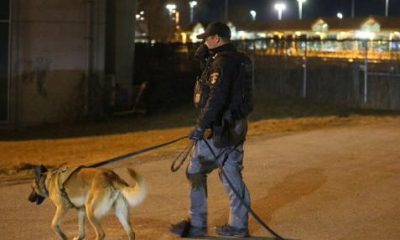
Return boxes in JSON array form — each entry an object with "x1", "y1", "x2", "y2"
[{"x1": 120, "y1": 168, "x2": 147, "y2": 208}]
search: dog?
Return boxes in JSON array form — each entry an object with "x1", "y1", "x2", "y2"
[{"x1": 28, "y1": 165, "x2": 147, "y2": 240}]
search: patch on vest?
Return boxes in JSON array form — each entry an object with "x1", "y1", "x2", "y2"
[{"x1": 209, "y1": 72, "x2": 220, "y2": 85}]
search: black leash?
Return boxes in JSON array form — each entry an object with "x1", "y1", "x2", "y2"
[
  {"x1": 170, "y1": 141, "x2": 195, "y2": 172},
  {"x1": 203, "y1": 140, "x2": 286, "y2": 240},
  {"x1": 89, "y1": 136, "x2": 188, "y2": 168}
]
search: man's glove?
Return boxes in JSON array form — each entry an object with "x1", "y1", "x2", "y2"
[
  {"x1": 189, "y1": 126, "x2": 205, "y2": 141},
  {"x1": 194, "y1": 44, "x2": 209, "y2": 61}
]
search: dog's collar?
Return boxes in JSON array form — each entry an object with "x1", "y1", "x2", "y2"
[
  {"x1": 43, "y1": 182, "x2": 49, "y2": 197},
  {"x1": 38, "y1": 175, "x2": 49, "y2": 197}
]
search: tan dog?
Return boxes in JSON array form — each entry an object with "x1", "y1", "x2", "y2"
[{"x1": 28, "y1": 165, "x2": 147, "y2": 240}]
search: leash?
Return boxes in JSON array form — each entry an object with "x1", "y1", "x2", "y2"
[
  {"x1": 170, "y1": 141, "x2": 195, "y2": 172},
  {"x1": 202, "y1": 140, "x2": 286, "y2": 240},
  {"x1": 89, "y1": 136, "x2": 188, "y2": 168}
]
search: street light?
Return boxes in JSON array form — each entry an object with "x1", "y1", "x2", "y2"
[
  {"x1": 274, "y1": 3, "x2": 286, "y2": 21},
  {"x1": 385, "y1": 0, "x2": 389, "y2": 16},
  {"x1": 166, "y1": 3, "x2": 179, "y2": 30},
  {"x1": 250, "y1": 10, "x2": 256, "y2": 21},
  {"x1": 189, "y1": 1, "x2": 197, "y2": 23},
  {"x1": 337, "y1": 12, "x2": 343, "y2": 19},
  {"x1": 165, "y1": 3, "x2": 177, "y2": 17},
  {"x1": 297, "y1": 0, "x2": 306, "y2": 20},
  {"x1": 136, "y1": 11, "x2": 145, "y2": 21}
]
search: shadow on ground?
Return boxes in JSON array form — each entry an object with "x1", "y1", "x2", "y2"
[{"x1": 0, "y1": 97, "x2": 398, "y2": 141}]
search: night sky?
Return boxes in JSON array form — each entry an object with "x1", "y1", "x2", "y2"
[{"x1": 195, "y1": 0, "x2": 400, "y2": 22}]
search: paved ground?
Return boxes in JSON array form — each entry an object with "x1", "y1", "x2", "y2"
[{"x1": 1, "y1": 119, "x2": 399, "y2": 240}]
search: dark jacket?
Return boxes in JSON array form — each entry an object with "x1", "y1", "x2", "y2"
[{"x1": 197, "y1": 43, "x2": 242, "y2": 130}]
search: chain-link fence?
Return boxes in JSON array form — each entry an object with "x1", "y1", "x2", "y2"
[
  {"x1": 133, "y1": 39, "x2": 400, "y2": 112},
  {"x1": 235, "y1": 38, "x2": 400, "y2": 111}
]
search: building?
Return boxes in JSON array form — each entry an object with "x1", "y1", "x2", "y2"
[
  {"x1": 233, "y1": 16, "x2": 400, "y2": 41},
  {"x1": 177, "y1": 16, "x2": 400, "y2": 60},
  {"x1": 178, "y1": 16, "x2": 400, "y2": 42},
  {"x1": 1, "y1": 0, "x2": 137, "y2": 125}
]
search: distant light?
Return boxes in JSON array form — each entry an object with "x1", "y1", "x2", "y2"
[
  {"x1": 250, "y1": 10, "x2": 256, "y2": 21},
  {"x1": 356, "y1": 30, "x2": 375, "y2": 40},
  {"x1": 337, "y1": 12, "x2": 343, "y2": 19},
  {"x1": 140, "y1": 11, "x2": 144, "y2": 15},
  {"x1": 238, "y1": 31, "x2": 247, "y2": 39},
  {"x1": 166, "y1": 4, "x2": 177, "y2": 12},
  {"x1": 189, "y1": 1, "x2": 197, "y2": 8},
  {"x1": 274, "y1": 3, "x2": 286, "y2": 11},
  {"x1": 135, "y1": 14, "x2": 141, "y2": 20},
  {"x1": 274, "y1": 3, "x2": 286, "y2": 20}
]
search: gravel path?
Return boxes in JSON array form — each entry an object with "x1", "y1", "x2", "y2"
[{"x1": 1, "y1": 119, "x2": 399, "y2": 240}]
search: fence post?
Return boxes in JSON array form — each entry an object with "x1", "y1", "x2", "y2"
[
  {"x1": 302, "y1": 38, "x2": 308, "y2": 98},
  {"x1": 252, "y1": 40, "x2": 256, "y2": 94},
  {"x1": 363, "y1": 40, "x2": 368, "y2": 104}
]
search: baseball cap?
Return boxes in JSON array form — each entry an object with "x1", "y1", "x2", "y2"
[{"x1": 196, "y1": 22, "x2": 231, "y2": 39}]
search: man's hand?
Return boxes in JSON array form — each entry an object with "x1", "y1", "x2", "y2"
[
  {"x1": 194, "y1": 44, "x2": 209, "y2": 60},
  {"x1": 189, "y1": 127, "x2": 205, "y2": 141}
]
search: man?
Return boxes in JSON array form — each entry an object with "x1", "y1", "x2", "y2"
[{"x1": 171, "y1": 21, "x2": 252, "y2": 238}]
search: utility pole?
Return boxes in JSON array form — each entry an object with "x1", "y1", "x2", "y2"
[
  {"x1": 297, "y1": 0, "x2": 306, "y2": 20},
  {"x1": 225, "y1": 0, "x2": 228, "y2": 22},
  {"x1": 351, "y1": 0, "x2": 355, "y2": 18},
  {"x1": 385, "y1": 0, "x2": 389, "y2": 16}
]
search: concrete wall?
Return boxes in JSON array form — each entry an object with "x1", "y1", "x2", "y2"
[
  {"x1": 9, "y1": 0, "x2": 91, "y2": 124},
  {"x1": 7, "y1": 0, "x2": 136, "y2": 125}
]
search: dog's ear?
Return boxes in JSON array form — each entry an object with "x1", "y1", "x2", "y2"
[
  {"x1": 39, "y1": 165, "x2": 48, "y2": 173},
  {"x1": 34, "y1": 165, "x2": 48, "y2": 181}
]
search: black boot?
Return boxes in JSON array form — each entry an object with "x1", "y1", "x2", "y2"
[
  {"x1": 215, "y1": 224, "x2": 249, "y2": 238},
  {"x1": 170, "y1": 218, "x2": 207, "y2": 238}
]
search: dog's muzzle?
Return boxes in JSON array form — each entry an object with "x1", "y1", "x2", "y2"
[{"x1": 28, "y1": 190, "x2": 45, "y2": 205}]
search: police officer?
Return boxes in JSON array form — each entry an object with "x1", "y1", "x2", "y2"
[{"x1": 171, "y1": 22, "x2": 251, "y2": 238}]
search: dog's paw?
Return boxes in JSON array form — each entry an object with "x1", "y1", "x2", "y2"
[{"x1": 72, "y1": 236, "x2": 85, "y2": 240}]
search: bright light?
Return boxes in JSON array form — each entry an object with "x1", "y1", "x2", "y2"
[
  {"x1": 274, "y1": 3, "x2": 286, "y2": 11},
  {"x1": 356, "y1": 30, "x2": 375, "y2": 40},
  {"x1": 189, "y1": 1, "x2": 197, "y2": 8},
  {"x1": 337, "y1": 12, "x2": 343, "y2": 19},
  {"x1": 295, "y1": 31, "x2": 302, "y2": 36},
  {"x1": 274, "y1": 3, "x2": 286, "y2": 20},
  {"x1": 238, "y1": 31, "x2": 247, "y2": 39},
  {"x1": 297, "y1": 0, "x2": 306, "y2": 20},
  {"x1": 250, "y1": 10, "x2": 256, "y2": 21},
  {"x1": 166, "y1": 4, "x2": 177, "y2": 14}
]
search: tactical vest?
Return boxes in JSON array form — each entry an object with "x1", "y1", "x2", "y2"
[
  {"x1": 193, "y1": 50, "x2": 253, "y2": 120},
  {"x1": 227, "y1": 52, "x2": 254, "y2": 119},
  {"x1": 193, "y1": 55, "x2": 214, "y2": 109}
]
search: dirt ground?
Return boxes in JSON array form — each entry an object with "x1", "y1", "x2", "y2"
[{"x1": 0, "y1": 117, "x2": 399, "y2": 240}]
